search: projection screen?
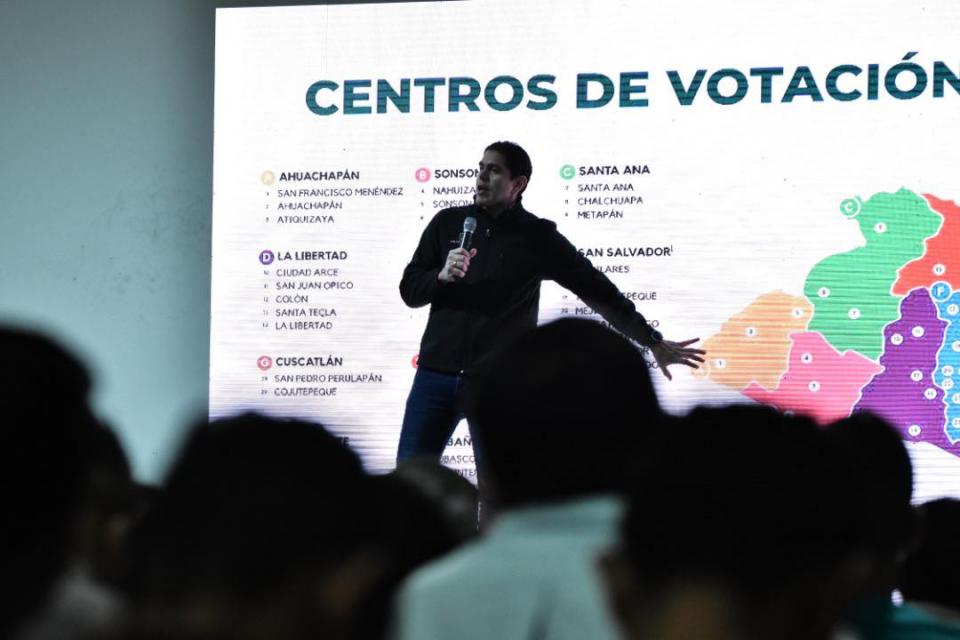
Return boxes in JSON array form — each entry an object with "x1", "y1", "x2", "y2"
[{"x1": 211, "y1": 0, "x2": 960, "y2": 498}]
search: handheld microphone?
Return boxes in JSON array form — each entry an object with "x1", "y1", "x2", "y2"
[{"x1": 459, "y1": 217, "x2": 477, "y2": 250}]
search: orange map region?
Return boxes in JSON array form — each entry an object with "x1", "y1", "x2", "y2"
[
  {"x1": 693, "y1": 291, "x2": 812, "y2": 391},
  {"x1": 744, "y1": 332, "x2": 882, "y2": 424},
  {"x1": 893, "y1": 194, "x2": 958, "y2": 295}
]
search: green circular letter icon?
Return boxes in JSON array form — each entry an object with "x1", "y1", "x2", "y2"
[{"x1": 559, "y1": 164, "x2": 576, "y2": 180}]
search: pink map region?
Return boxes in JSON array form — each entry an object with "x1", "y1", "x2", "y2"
[
  {"x1": 744, "y1": 332, "x2": 881, "y2": 424},
  {"x1": 854, "y1": 289, "x2": 948, "y2": 448}
]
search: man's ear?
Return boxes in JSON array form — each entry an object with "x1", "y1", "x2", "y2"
[{"x1": 510, "y1": 175, "x2": 529, "y2": 200}]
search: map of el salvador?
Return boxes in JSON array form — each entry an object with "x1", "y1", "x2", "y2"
[{"x1": 694, "y1": 188, "x2": 960, "y2": 457}]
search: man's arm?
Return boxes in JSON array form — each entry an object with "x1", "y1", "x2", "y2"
[
  {"x1": 399, "y1": 215, "x2": 445, "y2": 308},
  {"x1": 544, "y1": 228, "x2": 659, "y2": 345},
  {"x1": 544, "y1": 226, "x2": 704, "y2": 378}
]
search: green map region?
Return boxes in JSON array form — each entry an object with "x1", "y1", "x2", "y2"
[{"x1": 804, "y1": 189, "x2": 940, "y2": 360}]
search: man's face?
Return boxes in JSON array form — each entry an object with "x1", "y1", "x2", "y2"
[{"x1": 475, "y1": 150, "x2": 527, "y2": 210}]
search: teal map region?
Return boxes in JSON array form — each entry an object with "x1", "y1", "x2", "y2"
[{"x1": 930, "y1": 282, "x2": 960, "y2": 446}]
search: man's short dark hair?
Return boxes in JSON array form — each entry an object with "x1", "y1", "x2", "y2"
[
  {"x1": 485, "y1": 141, "x2": 532, "y2": 188},
  {"x1": 126, "y1": 413, "x2": 378, "y2": 599},
  {"x1": 468, "y1": 318, "x2": 661, "y2": 507},
  {"x1": 620, "y1": 405, "x2": 856, "y2": 595},
  {"x1": 825, "y1": 412, "x2": 916, "y2": 555},
  {"x1": 900, "y1": 498, "x2": 960, "y2": 611}
]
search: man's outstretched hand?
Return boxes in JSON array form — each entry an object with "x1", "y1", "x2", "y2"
[{"x1": 650, "y1": 338, "x2": 705, "y2": 380}]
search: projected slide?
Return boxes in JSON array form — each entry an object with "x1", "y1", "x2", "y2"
[{"x1": 211, "y1": 0, "x2": 960, "y2": 497}]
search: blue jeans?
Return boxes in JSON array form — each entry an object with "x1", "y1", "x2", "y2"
[{"x1": 397, "y1": 368, "x2": 477, "y2": 464}]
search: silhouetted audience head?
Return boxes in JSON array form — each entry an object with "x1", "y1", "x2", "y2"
[
  {"x1": 900, "y1": 498, "x2": 960, "y2": 613},
  {"x1": 601, "y1": 404, "x2": 856, "y2": 640},
  {"x1": 122, "y1": 413, "x2": 459, "y2": 639},
  {"x1": 359, "y1": 472, "x2": 468, "y2": 639},
  {"x1": 825, "y1": 412, "x2": 918, "y2": 598},
  {"x1": 391, "y1": 459, "x2": 479, "y2": 542},
  {"x1": 468, "y1": 318, "x2": 660, "y2": 508},
  {"x1": 0, "y1": 328, "x2": 102, "y2": 637},
  {"x1": 122, "y1": 413, "x2": 376, "y2": 635},
  {"x1": 0, "y1": 327, "x2": 95, "y2": 414}
]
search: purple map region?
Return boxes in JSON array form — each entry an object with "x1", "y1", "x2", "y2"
[{"x1": 854, "y1": 289, "x2": 948, "y2": 449}]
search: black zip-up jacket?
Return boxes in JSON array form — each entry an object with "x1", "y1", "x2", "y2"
[{"x1": 399, "y1": 202, "x2": 658, "y2": 375}]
